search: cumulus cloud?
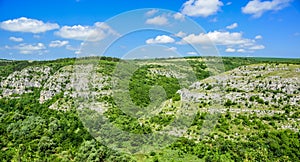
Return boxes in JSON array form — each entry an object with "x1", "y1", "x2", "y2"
[
  {"x1": 226, "y1": 23, "x2": 238, "y2": 29},
  {"x1": 146, "y1": 35, "x2": 175, "y2": 44},
  {"x1": 181, "y1": 0, "x2": 223, "y2": 17},
  {"x1": 146, "y1": 9, "x2": 158, "y2": 17},
  {"x1": 174, "y1": 31, "x2": 187, "y2": 37},
  {"x1": 237, "y1": 49, "x2": 246, "y2": 53},
  {"x1": 10, "y1": 43, "x2": 46, "y2": 54},
  {"x1": 65, "y1": 42, "x2": 86, "y2": 54},
  {"x1": 66, "y1": 44, "x2": 78, "y2": 51},
  {"x1": 187, "y1": 51, "x2": 197, "y2": 55},
  {"x1": 49, "y1": 40, "x2": 69, "y2": 48},
  {"x1": 180, "y1": 31, "x2": 254, "y2": 46},
  {"x1": 55, "y1": 22, "x2": 117, "y2": 41},
  {"x1": 173, "y1": 12, "x2": 185, "y2": 21},
  {"x1": 242, "y1": 0, "x2": 292, "y2": 18},
  {"x1": 9, "y1": 36, "x2": 23, "y2": 42},
  {"x1": 249, "y1": 45, "x2": 265, "y2": 50},
  {"x1": 226, "y1": 2, "x2": 232, "y2": 5},
  {"x1": 255, "y1": 35, "x2": 263, "y2": 39},
  {"x1": 145, "y1": 15, "x2": 169, "y2": 25},
  {"x1": 225, "y1": 48, "x2": 236, "y2": 52},
  {"x1": 0, "y1": 17, "x2": 59, "y2": 33},
  {"x1": 179, "y1": 31, "x2": 264, "y2": 52},
  {"x1": 165, "y1": 47, "x2": 177, "y2": 52}
]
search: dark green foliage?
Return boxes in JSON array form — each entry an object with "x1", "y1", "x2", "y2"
[
  {"x1": 0, "y1": 89, "x2": 135, "y2": 161},
  {"x1": 104, "y1": 106, "x2": 153, "y2": 134},
  {"x1": 226, "y1": 87, "x2": 244, "y2": 92},
  {"x1": 172, "y1": 93, "x2": 181, "y2": 101},
  {"x1": 129, "y1": 65, "x2": 180, "y2": 107},
  {"x1": 187, "y1": 60, "x2": 210, "y2": 80},
  {"x1": 249, "y1": 95, "x2": 265, "y2": 104},
  {"x1": 206, "y1": 84, "x2": 213, "y2": 90},
  {"x1": 224, "y1": 99, "x2": 236, "y2": 107},
  {"x1": 97, "y1": 60, "x2": 117, "y2": 75}
]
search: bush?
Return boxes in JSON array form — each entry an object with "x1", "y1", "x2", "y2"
[{"x1": 224, "y1": 99, "x2": 236, "y2": 107}]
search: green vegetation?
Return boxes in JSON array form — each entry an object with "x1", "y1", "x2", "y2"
[
  {"x1": 129, "y1": 65, "x2": 180, "y2": 107},
  {"x1": 0, "y1": 89, "x2": 135, "y2": 161},
  {"x1": 0, "y1": 56, "x2": 300, "y2": 161}
]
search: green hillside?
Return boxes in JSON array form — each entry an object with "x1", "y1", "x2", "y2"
[{"x1": 0, "y1": 56, "x2": 299, "y2": 161}]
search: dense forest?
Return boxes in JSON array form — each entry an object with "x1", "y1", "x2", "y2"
[{"x1": 0, "y1": 56, "x2": 299, "y2": 161}]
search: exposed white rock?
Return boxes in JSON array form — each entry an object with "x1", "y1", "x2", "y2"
[{"x1": 0, "y1": 66, "x2": 51, "y2": 97}]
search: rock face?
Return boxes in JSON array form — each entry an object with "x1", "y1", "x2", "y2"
[
  {"x1": 176, "y1": 63, "x2": 300, "y2": 134},
  {"x1": 39, "y1": 64, "x2": 111, "y2": 111},
  {"x1": 39, "y1": 65, "x2": 76, "y2": 103},
  {"x1": 0, "y1": 64, "x2": 112, "y2": 111},
  {"x1": 1, "y1": 63, "x2": 299, "y2": 108},
  {"x1": 0, "y1": 61, "x2": 299, "y2": 132},
  {"x1": 0, "y1": 66, "x2": 51, "y2": 97},
  {"x1": 181, "y1": 64, "x2": 300, "y2": 109}
]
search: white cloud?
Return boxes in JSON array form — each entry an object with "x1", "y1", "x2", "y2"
[
  {"x1": 146, "y1": 35, "x2": 175, "y2": 44},
  {"x1": 0, "y1": 17, "x2": 59, "y2": 33},
  {"x1": 249, "y1": 45, "x2": 265, "y2": 50},
  {"x1": 146, "y1": 9, "x2": 158, "y2": 17},
  {"x1": 49, "y1": 40, "x2": 69, "y2": 48},
  {"x1": 173, "y1": 12, "x2": 185, "y2": 21},
  {"x1": 66, "y1": 44, "x2": 78, "y2": 51},
  {"x1": 181, "y1": 31, "x2": 254, "y2": 46},
  {"x1": 226, "y1": 2, "x2": 232, "y2": 5},
  {"x1": 187, "y1": 51, "x2": 197, "y2": 55},
  {"x1": 181, "y1": 0, "x2": 223, "y2": 17},
  {"x1": 226, "y1": 23, "x2": 238, "y2": 29},
  {"x1": 180, "y1": 31, "x2": 264, "y2": 52},
  {"x1": 9, "y1": 36, "x2": 23, "y2": 42},
  {"x1": 237, "y1": 49, "x2": 246, "y2": 53},
  {"x1": 174, "y1": 31, "x2": 187, "y2": 37},
  {"x1": 225, "y1": 48, "x2": 236, "y2": 52},
  {"x1": 145, "y1": 15, "x2": 169, "y2": 25},
  {"x1": 165, "y1": 47, "x2": 177, "y2": 52},
  {"x1": 65, "y1": 43, "x2": 84, "y2": 54},
  {"x1": 242, "y1": 0, "x2": 292, "y2": 18},
  {"x1": 12, "y1": 43, "x2": 46, "y2": 54},
  {"x1": 255, "y1": 35, "x2": 263, "y2": 39},
  {"x1": 55, "y1": 22, "x2": 117, "y2": 41}
]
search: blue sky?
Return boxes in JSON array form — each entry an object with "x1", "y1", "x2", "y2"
[{"x1": 0, "y1": 0, "x2": 299, "y2": 60}]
